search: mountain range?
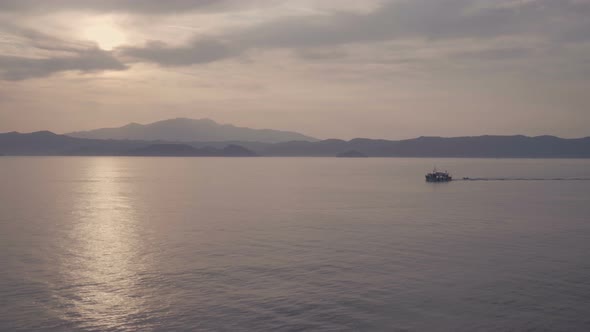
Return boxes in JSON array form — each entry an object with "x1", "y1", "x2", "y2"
[
  {"x1": 1, "y1": 126, "x2": 589, "y2": 158},
  {"x1": 0, "y1": 131, "x2": 259, "y2": 157},
  {"x1": 67, "y1": 118, "x2": 317, "y2": 143}
]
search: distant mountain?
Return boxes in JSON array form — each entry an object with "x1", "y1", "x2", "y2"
[
  {"x1": 127, "y1": 144, "x2": 205, "y2": 156},
  {"x1": 336, "y1": 150, "x2": 368, "y2": 158},
  {"x1": 126, "y1": 143, "x2": 257, "y2": 157},
  {"x1": 67, "y1": 118, "x2": 317, "y2": 143},
  {"x1": 262, "y1": 135, "x2": 590, "y2": 158},
  {"x1": 0, "y1": 131, "x2": 256, "y2": 157},
  {"x1": 1, "y1": 131, "x2": 589, "y2": 158},
  {"x1": 0, "y1": 131, "x2": 102, "y2": 155}
]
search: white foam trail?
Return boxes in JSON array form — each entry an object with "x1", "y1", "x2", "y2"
[{"x1": 459, "y1": 177, "x2": 590, "y2": 181}]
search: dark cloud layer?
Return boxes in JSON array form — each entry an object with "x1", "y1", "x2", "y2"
[
  {"x1": 1, "y1": 0, "x2": 589, "y2": 78},
  {"x1": 0, "y1": 0, "x2": 258, "y2": 14},
  {"x1": 237, "y1": 0, "x2": 590, "y2": 46},
  {"x1": 119, "y1": 0, "x2": 590, "y2": 67},
  {"x1": 118, "y1": 39, "x2": 238, "y2": 67},
  {"x1": 0, "y1": 24, "x2": 127, "y2": 80},
  {"x1": 0, "y1": 50, "x2": 126, "y2": 80}
]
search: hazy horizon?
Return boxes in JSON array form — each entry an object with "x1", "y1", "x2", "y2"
[
  {"x1": 3, "y1": 116, "x2": 590, "y2": 141},
  {"x1": 5, "y1": 115, "x2": 590, "y2": 141},
  {"x1": 1, "y1": 0, "x2": 589, "y2": 139}
]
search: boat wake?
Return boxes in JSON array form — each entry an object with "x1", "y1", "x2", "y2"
[{"x1": 459, "y1": 177, "x2": 590, "y2": 181}]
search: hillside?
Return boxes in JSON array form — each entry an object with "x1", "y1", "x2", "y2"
[
  {"x1": 1, "y1": 131, "x2": 589, "y2": 158},
  {"x1": 67, "y1": 118, "x2": 317, "y2": 143}
]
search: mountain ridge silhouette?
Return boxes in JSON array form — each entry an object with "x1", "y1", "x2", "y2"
[
  {"x1": 67, "y1": 118, "x2": 317, "y2": 143},
  {"x1": 1, "y1": 130, "x2": 589, "y2": 157}
]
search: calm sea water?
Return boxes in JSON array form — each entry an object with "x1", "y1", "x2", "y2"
[{"x1": 1, "y1": 157, "x2": 590, "y2": 331}]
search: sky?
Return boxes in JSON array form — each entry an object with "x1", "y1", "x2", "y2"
[{"x1": 0, "y1": 0, "x2": 589, "y2": 139}]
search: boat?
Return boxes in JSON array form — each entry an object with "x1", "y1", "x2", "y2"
[{"x1": 425, "y1": 168, "x2": 452, "y2": 182}]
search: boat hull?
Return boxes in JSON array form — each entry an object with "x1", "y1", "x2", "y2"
[
  {"x1": 425, "y1": 177, "x2": 452, "y2": 183},
  {"x1": 425, "y1": 170, "x2": 453, "y2": 182}
]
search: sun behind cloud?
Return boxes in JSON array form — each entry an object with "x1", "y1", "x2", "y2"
[{"x1": 80, "y1": 16, "x2": 126, "y2": 50}]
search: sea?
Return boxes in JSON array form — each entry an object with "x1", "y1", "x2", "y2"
[{"x1": 1, "y1": 157, "x2": 590, "y2": 331}]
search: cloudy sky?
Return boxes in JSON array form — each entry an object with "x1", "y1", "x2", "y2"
[{"x1": 0, "y1": 0, "x2": 589, "y2": 139}]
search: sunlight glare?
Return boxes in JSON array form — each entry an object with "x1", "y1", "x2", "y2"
[{"x1": 81, "y1": 17, "x2": 126, "y2": 50}]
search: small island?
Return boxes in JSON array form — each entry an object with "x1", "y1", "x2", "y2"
[
  {"x1": 125, "y1": 144, "x2": 257, "y2": 157},
  {"x1": 336, "y1": 150, "x2": 368, "y2": 158}
]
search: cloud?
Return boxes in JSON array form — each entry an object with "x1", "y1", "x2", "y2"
[
  {"x1": 118, "y1": 39, "x2": 238, "y2": 66},
  {"x1": 296, "y1": 47, "x2": 349, "y2": 61},
  {"x1": 236, "y1": 0, "x2": 590, "y2": 47},
  {"x1": 116, "y1": 0, "x2": 590, "y2": 67},
  {"x1": 455, "y1": 47, "x2": 534, "y2": 61},
  {"x1": 0, "y1": 24, "x2": 127, "y2": 80},
  {"x1": 0, "y1": 0, "x2": 266, "y2": 14},
  {"x1": 2, "y1": 0, "x2": 589, "y2": 79},
  {"x1": 0, "y1": 49, "x2": 127, "y2": 80}
]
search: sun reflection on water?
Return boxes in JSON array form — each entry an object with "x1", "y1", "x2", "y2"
[{"x1": 58, "y1": 158, "x2": 149, "y2": 330}]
